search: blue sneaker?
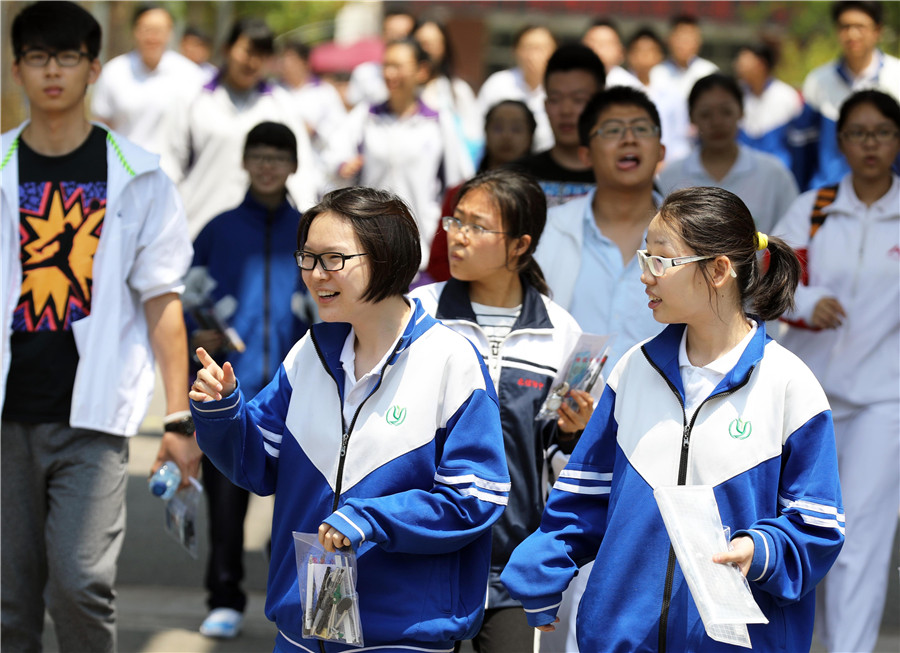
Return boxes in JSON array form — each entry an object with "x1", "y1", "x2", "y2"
[{"x1": 200, "y1": 608, "x2": 243, "y2": 639}]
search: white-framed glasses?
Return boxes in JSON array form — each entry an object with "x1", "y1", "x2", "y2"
[
  {"x1": 294, "y1": 251, "x2": 367, "y2": 271},
  {"x1": 636, "y1": 249, "x2": 713, "y2": 277},
  {"x1": 637, "y1": 249, "x2": 738, "y2": 278},
  {"x1": 441, "y1": 216, "x2": 506, "y2": 238}
]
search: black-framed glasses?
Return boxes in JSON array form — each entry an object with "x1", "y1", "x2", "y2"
[
  {"x1": 441, "y1": 216, "x2": 506, "y2": 238},
  {"x1": 294, "y1": 250, "x2": 368, "y2": 271},
  {"x1": 18, "y1": 49, "x2": 91, "y2": 68},
  {"x1": 591, "y1": 119, "x2": 660, "y2": 140},
  {"x1": 840, "y1": 127, "x2": 899, "y2": 145}
]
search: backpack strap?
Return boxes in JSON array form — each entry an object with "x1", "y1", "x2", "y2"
[{"x1": 809, "y1": 184, "x2": 839, "y2": 238}]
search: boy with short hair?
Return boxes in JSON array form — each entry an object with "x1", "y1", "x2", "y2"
[
  {"x1": 185, "y1": 121, "x2": 312, "y2": 639},
  {"x1": 1, "y1": 3, "x2": 196, "y2": 650},
  {"x1": 512, "y1": 43, "x2": 606, "y2": 207}
]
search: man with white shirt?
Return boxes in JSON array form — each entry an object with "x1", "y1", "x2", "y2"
[
  {"x1": 649, "y1": 15, "x2": 718, "y2": 101},
  {"x1": 581, "y1": 19, "x2": 642, "y2": 90},
  {"x1": 91, "y1": 3, "x2": 206, "y2": 155}
]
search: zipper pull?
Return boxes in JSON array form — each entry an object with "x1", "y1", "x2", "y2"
[
  {"x1": 682, "y1": 425, "x2": 690, "y2": 449},
  {"x1": 491, "y1": 341, "x2": 500, "y2": 356},
  {"x1": 339, "y1": 432, "x2": 350, "y2": 457}
]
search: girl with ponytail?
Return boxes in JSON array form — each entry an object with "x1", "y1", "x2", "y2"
[
  {"x1": 502, "y1": 185, "x2": 843, "y2": 653},
  {"x1": 410, "y1": 167, "x2": 591, "y2": 652}
]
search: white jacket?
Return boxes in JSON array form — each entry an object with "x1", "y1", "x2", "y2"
[
  {"x1": 1, "y1": 123, "x2": 193, "y2": 435},
  {"x1": 775, "y1": 173, "x2": 899, "y2": 406}
]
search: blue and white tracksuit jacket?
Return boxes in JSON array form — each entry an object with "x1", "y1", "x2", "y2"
[
  {"x1": 410, "y1": 278, "x2": 581, "y2": 610},
  {"x1": 501, "y1": 322, "x2": 844, "y2": 653},
  {"x1": 186, "y1": 190, "x2": 309, "y2": 398},
  {"x1": 192, "y1": 299, "x2": 509, "y2": 652}
]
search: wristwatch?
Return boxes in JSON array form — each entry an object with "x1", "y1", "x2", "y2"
[{"x1": 164, "y1": 414, "x2": 195, "y2": 437}]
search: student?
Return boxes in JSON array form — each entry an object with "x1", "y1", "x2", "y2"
[
  {"x1": 791, "y1": 0, "x2": 899, "y2": 190},
  {"x1": 185, "y1": 122, "x2": 312, "y2": 639},
  {"x1": 410, "y1": 169, "x2": 591, "y2": 652},
  {"x1": 1, "y1": 3, "x2": 195, "y2": 650},
  {"x1": 658, "y1": 73, "x2": 799, "y2": 234},
  {"x1": 90, "y1": 3, "x2": 206, "y2": 155},
  {"x1": 532, "y1": 85, "x2": 667, "y2": 652},
  {"x1": 477, "y1": 25, "x2": 558, "y2": 152},
  {"x1": 324, "y1": 39, "x2": 472, "y2": 270},
  {"x1": 414, "y1": 19, "x2": 483, "y2": 167},
  {"x1": 536, "y1": 86, "x2": 666, "y2": 368},
  {"x1": 346, "y1": 10, "x2": 417, "y2": 108},
  {"x1": 512, "y1": 43, "x2": 605, "y2": 208},
  {"x1": 427, "y1": 100, "x2": 537, "y2": 282},
  {"x1": 502, "y1": 186, "x2": 844, "y2": 653},
  {"x1": 649, "y1": 15, "x2": 718, "y2": 102},
  {"x1": 160, "y1": 18, "x2": 320, "y2": 238},
  {"x1": 189, "y1": 187, "x2": 509, "y2": 653},
  {"x1": 734, "y1": 43, "x2": 804, "y2": 173},
  {"x1": 775, "y1": 89, "x2": 899, "y2": 653},
  {"x1": 581, "y1": 19, "x2": 642, "y2": 90}
]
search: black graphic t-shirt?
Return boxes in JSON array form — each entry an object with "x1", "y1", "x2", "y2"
[
  {"x1": 3, "y1": 126, "x2": 107, "y2": 422},
  {"x1": 508, "y1": 150, "x2": 595, "y2": 208}
]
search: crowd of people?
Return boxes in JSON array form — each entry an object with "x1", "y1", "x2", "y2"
[{"x1": 1, "y1": 1, "x2": 897, "y2": 652}]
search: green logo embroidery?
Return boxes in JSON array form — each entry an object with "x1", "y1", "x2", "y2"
[
  {"x1": 386, "y1": 405, "x2": 407, "y2": 426},
  {"x1": 729, "y1": 418, "x2": 752, "y2": 440}
]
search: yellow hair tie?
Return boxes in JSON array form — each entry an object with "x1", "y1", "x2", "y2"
[{"x1": 756, "y1": 232, "x2": 769, "y2": 251}]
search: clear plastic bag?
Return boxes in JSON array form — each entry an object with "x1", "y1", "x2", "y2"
[
  {"x1": 536, "y1": 334, "x2": 612, "y2": 421},
  {"x1": 164, "y1": 477, "x2": 203, "y2": 559},
  {"x1": 293, "y1": 532, "x2": 363, "y2": 647}
]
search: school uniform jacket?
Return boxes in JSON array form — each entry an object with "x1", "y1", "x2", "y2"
[
  {"x1": 0, "y1": 122, "x2": 192, "y2": 435},
  {"x1": 192, "y1": 299, "x2": 510, "y2": 652},
  {"x1": 411, "y1": 278, "x2": 581, "y2": 609},
  {"x1": 501, "y1": 322, "x2": 844, "y2": 653}
]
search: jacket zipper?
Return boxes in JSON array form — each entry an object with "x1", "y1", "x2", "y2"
[
  {"x1": 263, "y1": 210, "x2": 273, "y2": 385},
  {"x1": 642, "y1": 347, "x2": 754, "y2": 652},
  {"x1": 310, "y1": 330, "x2": 399, "y2": 512}
]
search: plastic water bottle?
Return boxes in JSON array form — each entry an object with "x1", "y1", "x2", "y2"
[{"x1": 148, "y1": 462, "x2": 181, "y2": 501}]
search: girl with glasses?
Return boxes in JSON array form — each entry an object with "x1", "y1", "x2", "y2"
[
  {"x1": 774, "y1": 89, "x2": 900, "y2": 653},
  {"x1": 411, "y1": 169, "x2": 593, "y2": 652},
  {"x1": 503, "y1": 186, "x2": 843, "y2": 653},
  {"x1": 189, "y1": 187, "x2": 509, "y2": 653}
]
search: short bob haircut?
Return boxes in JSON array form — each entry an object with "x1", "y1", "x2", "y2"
[
  {"x1": 244, "y1": 121, "x2": 298, "y2": 162},
  {"x1": 297, "y1": 187, "x2": 421, "y2": 303},
  {"x1": 12, "y1": 1, "x2": 102, "y2": 61},
  {"x1": 578, "y1": 86, "x2": 662, "y2": 147},
  {"x1": 224, "y1": 18, "x2": 275, "y2": 55},
  {"x1": 837, "y1": 89, "x2": 900, "y2": 133}
]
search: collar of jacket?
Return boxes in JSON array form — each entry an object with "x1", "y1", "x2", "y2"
[
  {"x1": 310, "y1": 297, "x2": 438, "y2": 380},
  {"x1": 641, "y1": 318, "x2": 769, "y2": 403},
  {"x1": 238, "y1": 189, "x2": 297, "y2": 222},
  {"x1": 434, "y1": 276, "x2": 554, "y2": 330}
]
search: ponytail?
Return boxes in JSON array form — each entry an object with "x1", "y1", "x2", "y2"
[
  {"x1": 746, "y1": 235, "x2": 800, "y2": 321},
  {"x1": 520, "y1": 256, "x2": 549, "y2": 296}
]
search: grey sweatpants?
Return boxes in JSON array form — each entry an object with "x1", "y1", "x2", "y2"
[{"x1": 1, "y1": 421, "x2": 129, "y2": 652}]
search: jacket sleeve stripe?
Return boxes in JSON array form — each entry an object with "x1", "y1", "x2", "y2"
[
  {"x1": 523, "y1": 601, "x2": 562, "y2": 614},
  {"x1": 260, "y1": 427, "x2": 282, "y2": 445},
  {"x1": 333, "y1": 511, "x2": 367, "y2": 543},
  {"x1": 434, "y1": 472, "x2": 512, "y2": 492},
  {"x1": 460, "y1": 487, "x2": 509, "y2": 506},
  {"x1": 552, "y1": 481, "x2": 610, "y2": 495},
  {"x1": 779, "y1": 495, "x2": 846, "y2": 533},
  {"x1": 192, "y1": 396, "x2": 241, "y2": 413},
  {"x1": 263, "y1": 442, "x2": 280, "y2": 459},
  {"x1": 558, "y1": 469, "x2": 613, "y2": 481},
  {"x1": 748, "y1": 529, "x2": 771, "y2": 581}
]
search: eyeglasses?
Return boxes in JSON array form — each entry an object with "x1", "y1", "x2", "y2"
[
  {"x1": 245, "y1": 152, "x2": 295, "y2": 166},
  {"x1": 442, "y1": 216, "x2": 506, "y2": 238},
  {"x1": 636, "y1": 249, "x2": 714, "y2": 277},
  {"x1": 840, "y1": 128, "x2": 899, "y2": 145},
  {"x1": 591, "y1": 119, "x2": 660, "y2": 141},
  {"x1": 294, "y1": 250, "x2": 367, "y2": 271},
  {"x1": 18, "y1": 49, "x2": 90, "y2": 67}
]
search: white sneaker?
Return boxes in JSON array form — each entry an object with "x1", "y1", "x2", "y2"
[{"x1": 199, "y1": 607, "x2": 243, "y2": 639}]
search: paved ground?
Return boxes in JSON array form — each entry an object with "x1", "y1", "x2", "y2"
[{"x1": 37, "y1": 418, "x2": 900, "y2": 653}]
